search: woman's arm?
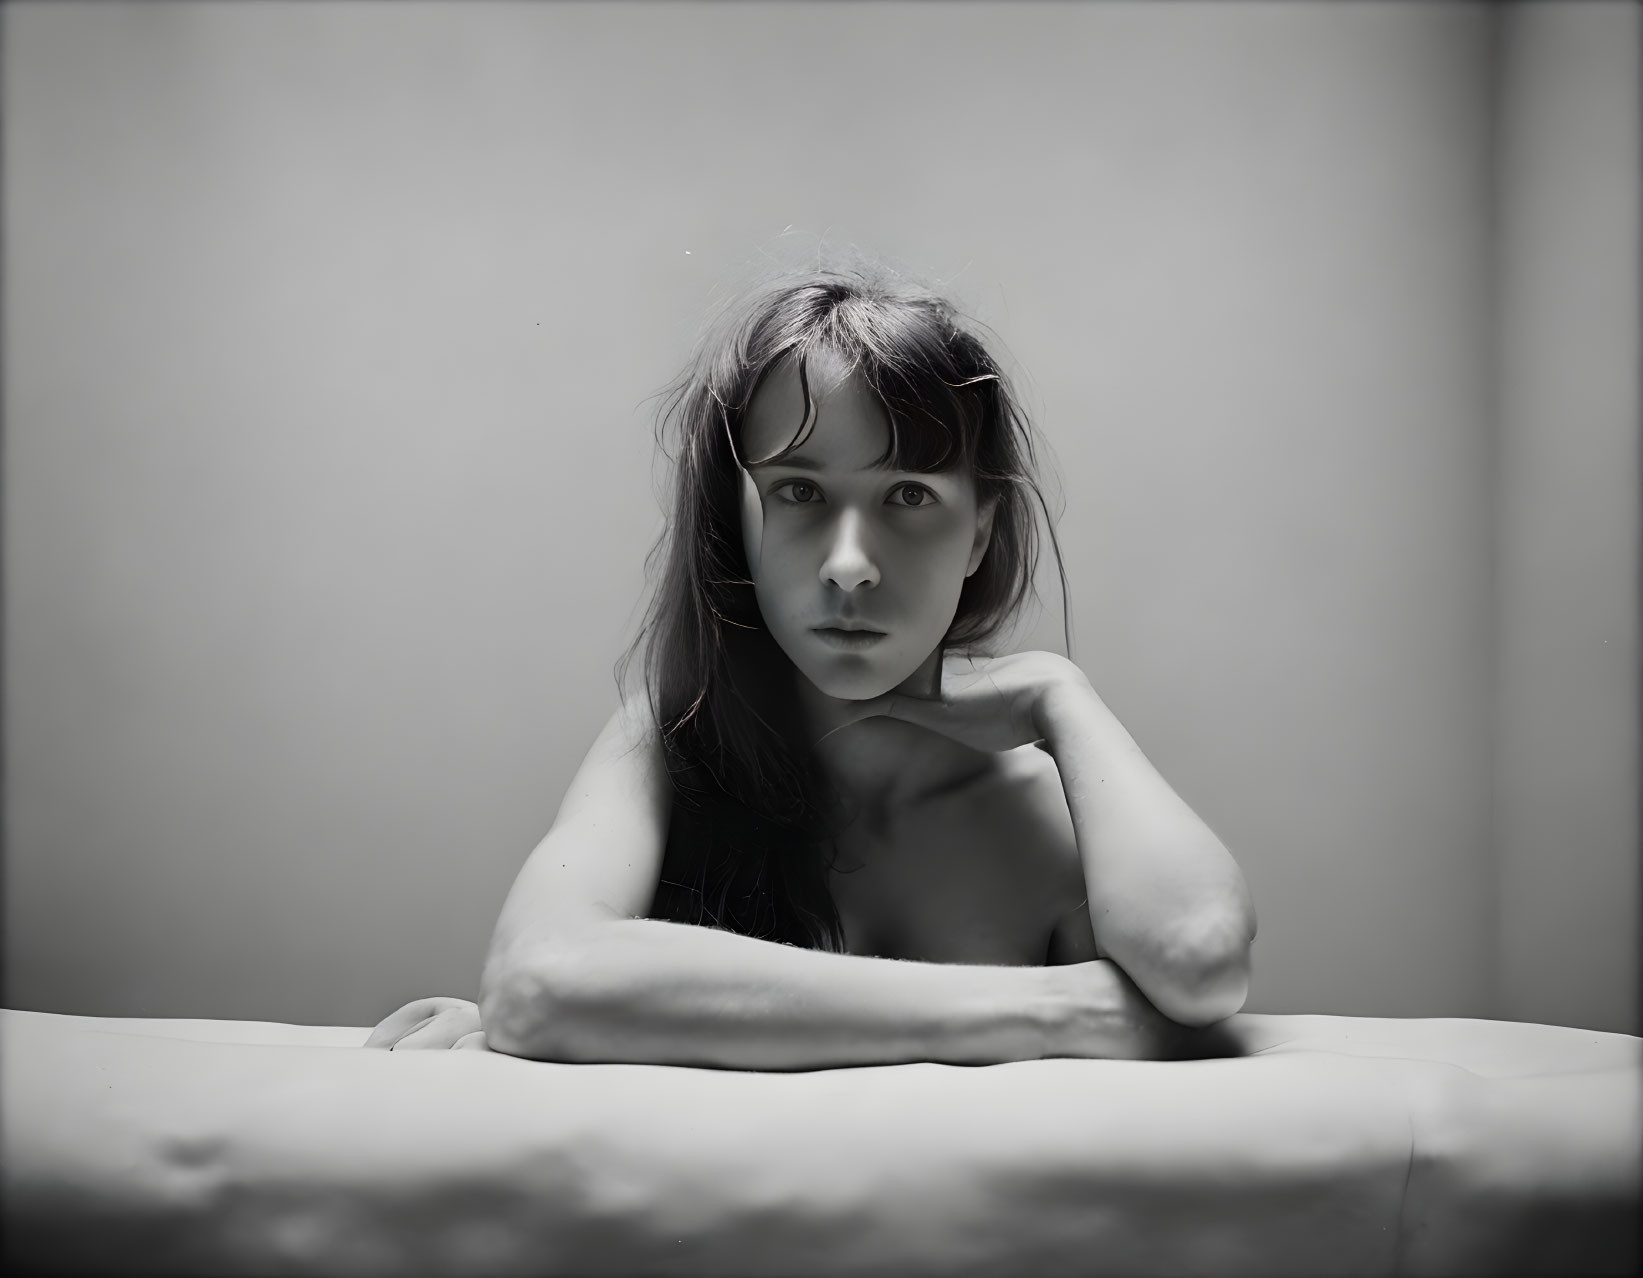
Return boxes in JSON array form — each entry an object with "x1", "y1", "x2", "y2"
[
  {"x1": 485, "y1": 920, "x2": 1184, "y2": 1070},
  {"x1": 480, "y1": 697, "x2": 1188, "y2": 1069},
  {"x1": 856, "y1": 652, "x2": 1257, "y2": 1030},
  {"x1": 1036, "y1": 681, "x2": 1257, "y2": 1027}
]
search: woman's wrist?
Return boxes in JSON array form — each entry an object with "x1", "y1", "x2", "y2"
[
  {"x1": 1039, "y1": 959, "x2": 1190, "y2": 1061},
  {"x1": 1032, "y1": 666, "x2": 1102, "y2": 748}
]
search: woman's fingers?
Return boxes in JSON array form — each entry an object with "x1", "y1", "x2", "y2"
[
  {"x1": 451, "y1": 1030, "x2": 490, "y2": 1052},
  {"x1": 364, "y1": 1017, "x2": 428, "y2": 1049},
  {"x1": 391, "y1": 1007, "x2": 480, "y2": 1050},
  {"x1": 391, "y1": 1017, "x2": 459, "y2": 1050},
  {"x1": 882, "y1": 675, "x2": 1028, "y2": 753},
  {"x1": 814, "y1": 652, "x2": 1064, "y2": 753},
  {"x1": 880, "y1": 691, "x2": 947, "y2": 733},
  {"x1": 364, "y1": 997, "x2": 476, "y2": 1049},
  {"x1": 810, "y1": 691, "x2": 901, "y2": 746},
  {"x1": 364, "y1": 1000, "x2": 442, "y2": 1049}
]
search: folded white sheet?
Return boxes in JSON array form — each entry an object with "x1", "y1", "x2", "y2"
[{"x1": 3, "y1": 1009, "x2": 1638, "y2": 1276}]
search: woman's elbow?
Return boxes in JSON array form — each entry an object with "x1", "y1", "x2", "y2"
[
  {"x1": 479, "y1": 943, "x2": 595, "y2": 1060},
  {"x1": 1145, "y1": 919, "x2": 1254, "y2": 1028},
  {"x1": 1175, "y1": 879, "x2": 1257, "y2": 1023},
  {"x1": 1160, "y1": 953, "x2": 1251, "y2": 1027},
  {"x1": 478, "y1": 963, "x2": 549, "y2": 1058}
]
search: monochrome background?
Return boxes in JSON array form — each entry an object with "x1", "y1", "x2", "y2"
[{"x1": 5, "y1": 1, "x2": 1637, "y2": 1032}]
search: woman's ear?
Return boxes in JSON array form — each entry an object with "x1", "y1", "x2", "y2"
[{"x1": 965, "y1": 496, "x2": 999, "y2": 578}]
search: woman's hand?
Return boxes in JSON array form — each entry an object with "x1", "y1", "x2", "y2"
[
  {"x1": 364, "y1": 996, "x2": 490, "y2": 1051},
  {"x1": 860, "y1": 650, "x2": 1094, "y2": 754}
]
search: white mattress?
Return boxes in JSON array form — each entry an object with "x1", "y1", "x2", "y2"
[{"x1": 3, "y1": 1007, "x2": 1639, "y2": 1275}]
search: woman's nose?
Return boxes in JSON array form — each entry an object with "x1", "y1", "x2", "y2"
[{"x1": 819, "y1": 509, "x2": 880, "y2": 592}]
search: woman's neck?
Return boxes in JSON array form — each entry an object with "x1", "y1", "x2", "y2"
[{"x1": 794, "y1": 649, "x2": 994, "y2": 823}]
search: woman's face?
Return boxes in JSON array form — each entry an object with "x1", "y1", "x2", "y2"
[{"x1": 738, "y1": 349, "x2": 996, "y2": 701}]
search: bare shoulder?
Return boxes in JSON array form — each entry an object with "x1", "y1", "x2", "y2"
[{"x1": 611, "y1": 690, "x2": 664, "y2": 748}]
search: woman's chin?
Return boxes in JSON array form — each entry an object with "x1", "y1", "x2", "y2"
[
  {"x1": 806, "y1": 675, "x2": 898, "y2": 703},
  {"x1": 794, "y1": 660, "x2": 913, "y2": 704}
]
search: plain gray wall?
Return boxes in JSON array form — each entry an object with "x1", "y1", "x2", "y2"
[
  {"x1": 4, "y1": 1, "x2": 1635, "y2": 1031},
  {"x1": 1493, "y1": 2, "x2": 1640, "y2": 1034}
]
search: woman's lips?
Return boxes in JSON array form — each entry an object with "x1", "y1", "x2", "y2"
[{"x1": 811, "y1": 627, "x2": 887, "y2": 650}]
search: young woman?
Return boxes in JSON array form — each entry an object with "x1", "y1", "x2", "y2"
[{"x1": 367, "y1": 266, "x2": 1257, "y2": 1067}]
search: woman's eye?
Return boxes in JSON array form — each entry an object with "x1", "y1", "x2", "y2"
[
  {"x1": 890, "y1": 483, "x2": 936, "y2": 507},
  {"x1": 778, "y1": 480, "x2": 820, "y2": 504}
]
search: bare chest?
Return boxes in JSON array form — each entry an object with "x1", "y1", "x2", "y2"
[{"x1": 825, "y1": 747, "x2": 1084, "y2": 966}]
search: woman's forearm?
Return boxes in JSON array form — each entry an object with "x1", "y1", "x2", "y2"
[
  {"x1": 1036, "y1": 682, "x2": 1257, "y2": 1025},
  {"x1": 481, "y1": 918, "x2": 1173, "y2": 1070}
]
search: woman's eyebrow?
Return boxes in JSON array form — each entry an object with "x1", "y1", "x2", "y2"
[{"x1": 751, "y1": 454, "x2": 947, "y2": 476}]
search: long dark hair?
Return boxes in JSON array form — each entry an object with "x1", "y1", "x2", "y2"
[{"x1": 615, "y1": 264, "x2": 1071, "y2": 950}]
